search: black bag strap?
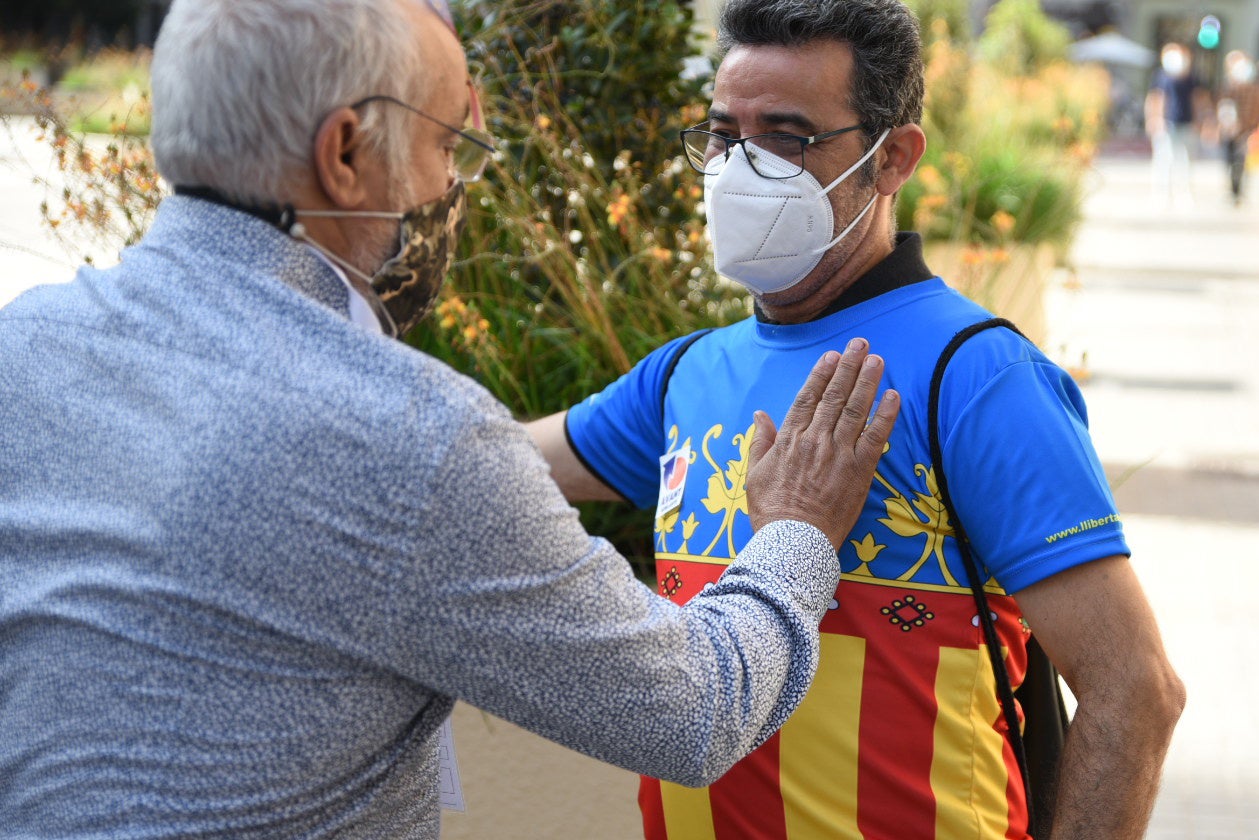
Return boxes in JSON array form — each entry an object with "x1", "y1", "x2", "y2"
[
  {"x1": 926, "y1": 317, "x2": 1039, "y2": 837},
  {"x1": 658, "y1": 328, "x2": 713, "y2": 426}
]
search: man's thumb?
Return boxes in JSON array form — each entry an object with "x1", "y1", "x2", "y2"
[{"x1": 747, "y1": 410, "x2": 777, "y2": 471}]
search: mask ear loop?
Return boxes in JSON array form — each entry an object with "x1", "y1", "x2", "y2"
[
  {"x1": 811, "y1": 128, "x2": 892, "y2": 255},
  {"x1": 288, "y1": 216, "x2": 402, "y2": 339},
  {"x1": 288, "y1": 207, "x2": 407, "y2": 285},
  {"x1": 819, "y1": 127, "x2": 891, "y2": 195},
  {"x1": 812, "y1": 192, "x2": 880, "y2": 255}
]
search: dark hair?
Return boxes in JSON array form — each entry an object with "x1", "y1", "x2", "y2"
[{"x1": 717, "y1": 0, "x2": 925, "y2": 136}]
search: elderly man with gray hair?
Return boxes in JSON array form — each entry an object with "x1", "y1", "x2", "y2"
[{"x1": 0, "y1": 0, "x2": 900, "y2": 837}]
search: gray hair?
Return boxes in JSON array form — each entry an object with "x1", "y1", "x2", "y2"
[
  {"x1": 151, "y1": 0, "x2": 427, "y2": 204},
  {"x1": 717, "y1": 0, "x2": 924, "y2": 139}
]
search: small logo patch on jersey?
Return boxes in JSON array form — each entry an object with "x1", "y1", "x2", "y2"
[{"x1": 656, "y1": 444, "x2": 691, "y2": 518}]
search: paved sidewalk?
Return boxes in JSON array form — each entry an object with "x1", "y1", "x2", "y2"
[
  {"x1": 1046, "y1": 151, "x2": 1259, "y2": 839},
  {"x1": 0, "y1": 118, "x2": 87, "y2": 305}
]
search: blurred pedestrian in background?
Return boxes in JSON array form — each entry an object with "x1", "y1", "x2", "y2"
[
  {"x1": 1218, "y1": 49, "x2": 1259, "y2": 206},
  {"x1": 1145, "y1": 43, "x2": 1208, "y2": 206}
]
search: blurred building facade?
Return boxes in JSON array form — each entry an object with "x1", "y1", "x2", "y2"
[
  {"x1": 692, "y1": 1, "x2": 1259, "y2": 69},
  {"x1": 1027, "y1": 0, "x2": 1259, "y2": 87},
  {"x1": 0, "y1": 0, "x2": 171, "y2": 49}
]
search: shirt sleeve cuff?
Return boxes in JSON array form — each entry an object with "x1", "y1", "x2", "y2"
[{"x1": 732, "y1": 519, "x2": 841, "y2": 617}]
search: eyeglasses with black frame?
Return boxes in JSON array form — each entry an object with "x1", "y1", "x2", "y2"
[
  {"x1": 679, "y1": 120, "x2": 868, "y2": 179},
  {"x1": 350, "y1": 95, "x2": 496, "y2": 183}
]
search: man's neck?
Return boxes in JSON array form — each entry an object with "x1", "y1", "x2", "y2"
[
  {"x1": 756, "y1": 226, "x2": 896, "y2": 324},
  {"x1": 754, "y1": 231, "x2": 933, "y2": 325}
]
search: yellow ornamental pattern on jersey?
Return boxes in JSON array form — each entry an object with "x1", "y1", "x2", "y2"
[
  {"x1": 656, "y1": 421, "x2": 998, "y2": 593},
  {"x1": 655, "y1": 421, "x2": 753, "y2": 559},
  {"x1": 874, "y1": 464, "x2": 960, "y2": 586},
  {"x1": 698, "y1": 421, "x2": 755, "y2": 558},
  {"x1": 847, "y1": 532, "x2": 887, "y2": 576}
]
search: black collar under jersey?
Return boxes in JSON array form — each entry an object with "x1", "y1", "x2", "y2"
[{"x1": 755, "y1": 231, "x2": 935, "y2": 323}]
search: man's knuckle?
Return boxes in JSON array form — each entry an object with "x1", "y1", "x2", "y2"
[{"x1": 841, "y1": 403, "x2": 866, "y2": 422}]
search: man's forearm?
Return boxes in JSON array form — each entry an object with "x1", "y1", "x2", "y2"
[
  {"x1": 1047, "y1": 678, "x2": 1184, "y2": 839},
  {"x1": 524, "y1": 411, "x2": 625, "y2": 502}
]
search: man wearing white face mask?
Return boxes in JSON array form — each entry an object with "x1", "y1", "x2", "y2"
[
  {"x1": 1146, "y1": 42, "x2": 1206, "y2": 206},
  {"x1": 700, "y1": 124, "x2": 890, "y2": 295},
  {"x1": 0, "y1": 0, "x2": 906, "y2": 836},
  {"x1": 530, "y1": 1, "x2": 1183, "y2": 838}
]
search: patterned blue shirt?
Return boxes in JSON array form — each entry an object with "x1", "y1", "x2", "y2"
[{"x1": 0, "y1": 197, "x2": 839, "y2": 838}]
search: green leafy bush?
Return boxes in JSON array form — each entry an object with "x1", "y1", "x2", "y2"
[
  {"x1": 977, "y1": 0, "x2": 1071, "y2": 77},
  {"x1": 898, "y1": 0, "x2": 1103, "y2": 253},
  {"x1": 904, "y1": 0, "x2": 972, "y2": 45},
  {"x1": 408, "y1": 0, "x2": 748, "y2": 570},
  {"x1": 897, "y1": 135, "x2": 1082, "y2": 250},
  {"x1": 416, "y1": 1, "x2": 743, "y2": 413}
]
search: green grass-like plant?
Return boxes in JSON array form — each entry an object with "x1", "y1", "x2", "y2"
[{"x1": 406, "y1": 0, "x2": 748, "y2": 572}]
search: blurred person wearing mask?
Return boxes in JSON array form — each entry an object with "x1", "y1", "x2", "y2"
[
  {"x1": 1146, "y1": 42, "x2": 1208, "y2": 205},
  {"x1": 530, "y1": 0, "x2": 1184, "y2": 837},
  {"x1": 0, "y1": 0, "x2": 904, "y2": 836},
  {"x1": 1218, "y1": 49, "x2": 1259, "y2": 205}
]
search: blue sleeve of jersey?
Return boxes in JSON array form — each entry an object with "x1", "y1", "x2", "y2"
[
  {"x1": 565, "y1": 334, "x2": 698, "y2": 510},
  {"x1": 942, "y1": 354, "x2": 1129, "y2": 594}
]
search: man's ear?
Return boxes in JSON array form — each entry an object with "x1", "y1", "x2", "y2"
[
  {"x1": 311, "y1": 107, "x2": 371, "y2": 209},
  {"x1": 876, "y1": 123, "x2": 927, "y2": 196}
]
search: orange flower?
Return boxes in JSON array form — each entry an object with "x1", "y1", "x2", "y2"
[
  {"x1": 1066, "y1": 354, "x2": 1092, "y2": 384},
  {"x1": 607, "y1": 192, "x2": 633, "y2": 226},
  {"x1": 1069, "y1": 142, "x2": 1096, "y2": 164},
  {"x1": 990, "y1": 210, "x2": 1016, "y2": 237},
  {"x1": 916, "y1": 165, "x2": 944, "y2": 192}
]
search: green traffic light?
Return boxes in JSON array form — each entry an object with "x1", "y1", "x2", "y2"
[{"x1": 1198, "y1": 14, "x2": 1222, "y2": 50}]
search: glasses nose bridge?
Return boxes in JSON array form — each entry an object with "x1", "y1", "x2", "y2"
[
  {"x1": 728, "y1": 135, "x2": 797, "y2": 179},
  {"x1": 721, "y1": 135, "x2": 753, "y2": 166}
]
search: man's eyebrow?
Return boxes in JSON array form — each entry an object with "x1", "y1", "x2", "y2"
[
  {"x1": 760, "y1": 111, "x2": 819, "y2": 134},
  {"x1": 707, "y1": 108, "x2": 819, "y2": 134}
]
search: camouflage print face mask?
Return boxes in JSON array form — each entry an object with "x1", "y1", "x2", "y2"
[
  {"x1": 291, "y1": 179, "x2": 468, "y2": 339},
  {"x1": 369, "y1": 179, "x2": 468, "y2": 339}
]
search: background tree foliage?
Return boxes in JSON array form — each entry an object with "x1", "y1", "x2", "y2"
[
  {"x1": 408, "y1": 0, "x2": 746, "y2": 571},
  {"x1": 977, "y1": 0, "x2": 1072, "y2": 76},
  {"x1": 412, "y1": 0, "x2": 740, "y2": 414}
]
